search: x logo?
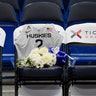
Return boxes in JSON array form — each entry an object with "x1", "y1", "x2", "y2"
[{"x1": 71, "y1": 29, "x2": 82, "y2": 38}]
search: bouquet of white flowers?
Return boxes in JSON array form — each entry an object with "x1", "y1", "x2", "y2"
[{"x1": 16, "y1": 47, "x2": 56, "y2": 68}]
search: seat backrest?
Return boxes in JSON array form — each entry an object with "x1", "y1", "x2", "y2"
[
  {"x1": 24, "y1": 0, "x2": 64, "y2": 10},
  {"x1": 68, "y1": 2, "x2": 96, "y2": 26},
  {"x1": 70, "y1": 0, "x2": 96, "y2": 6},
  {"x1": 0, "y1": 0, "x2": 19, "y2": 12},
  {"x1": 0, "y1": 2, "x2": 17, "y2": 23},
  {"x1": 21, "y1": 2, "x2": 64, "y2": 26},
  {"x1": 68, "y1": 0, "x2": 96, "y2": 25}
]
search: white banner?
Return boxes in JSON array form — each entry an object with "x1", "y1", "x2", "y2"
[{"x1": 66, "y1": 23, "x2": 96, "y2": 44}]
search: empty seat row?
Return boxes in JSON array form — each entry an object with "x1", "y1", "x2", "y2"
[
  {"x1": 0, "y1": 0, "x2": 67, "y2": 23},
  {"x1": 0, "y1": 0, "x2": 66, "y2": 11},
  {"x1": 0, "y1": 0, "x2": 96, "y2": 67},
  {"x1": 1, "y1": 2, "x2": 96, "y2": 96},
  {"x1": 0, "y1": 1, "x2": 96, "y2": 96}
]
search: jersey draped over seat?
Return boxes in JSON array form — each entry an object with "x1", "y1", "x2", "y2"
[{"x1": 14, "y1": 24, "x2": 64, "y2": 59}]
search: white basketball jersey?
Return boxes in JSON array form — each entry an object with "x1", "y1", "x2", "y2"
[{"x1": 14, "y1": 24, "x2": 64, "y2": 59}]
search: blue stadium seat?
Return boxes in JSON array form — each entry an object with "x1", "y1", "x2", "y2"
[
  {"x1": 0, "y1": 2, "x2": 18, "y2": 70},
  {"x1": 65, "y1": 2, "x2": 96, "y2": 96},
  {"x1": 14, "y1": 2, "x2": 66, "y2": 96}
]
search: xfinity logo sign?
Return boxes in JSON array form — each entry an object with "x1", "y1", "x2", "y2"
[
  {"x1": 70, "y1": 29, "x2": 96, "y2": 39},
  {"x1": 71, "y1": 29, "x2": 82, "y2": 38}
]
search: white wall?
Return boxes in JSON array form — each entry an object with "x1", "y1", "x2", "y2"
[
  {"x1": 70, "y1": 85, "x2": 96, "y2": 96},
  {"x1": 19, "y1": 85, "x2": 62, "y2": 96},
  {"x1": 18, "y1": 84, "x2": 96, "y2": 96}
]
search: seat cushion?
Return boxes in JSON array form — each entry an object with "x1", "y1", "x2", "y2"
[
  {"x1": 69, "y1": 65, "x2": 96, "y2": 80},
  {"x1": 18, "y1": 66, "x2": 63, "y2": 81}
]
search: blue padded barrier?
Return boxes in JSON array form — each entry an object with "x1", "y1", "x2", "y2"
[
  {"x1": 2, "y1": 26, "x2": 18, "y2": 70},
  {"x1": 2, "y1": 26, "x2": 17, "y2": 70}
]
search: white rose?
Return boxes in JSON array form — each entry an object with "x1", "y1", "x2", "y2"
[
  {"x1": 28, "y1": 53, "x2": 41, "y2": 60},
  {"x1": 32, "y1": 56, "x2": 45, "y2": 68},
  {"x1": 39, "y1": 47, "x2": 48, "y2": 55},
  {"x1": 29, "y1": 48, "x2": 39, "y2": 56},
  {"x1": 17, "y1": 47, "x2": 57, "y2": 68},
  {"x1": 42, "y1": 53, "x2": 56, "y2": 65}
]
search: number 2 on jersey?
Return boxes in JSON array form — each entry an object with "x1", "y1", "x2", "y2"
[{"x1": 35, "y1": 39, "x2": 43, "y2": 47}]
